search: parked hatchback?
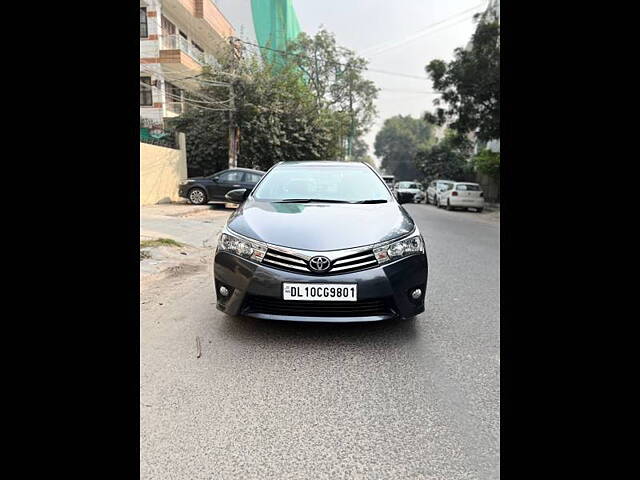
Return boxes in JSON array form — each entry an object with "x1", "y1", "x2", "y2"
[
  {"x1": 437, "y1": 182, "x2": 485, "y2": 212},
  {"x1": 426, "y1": 179, "x2": 454, "y2": 205},
  {"x1": 213, "y1": 161, "x2": 428, "y2": 323},
  {"x1": 178, "y1": 168, "x2": 265, "y2": 205}
]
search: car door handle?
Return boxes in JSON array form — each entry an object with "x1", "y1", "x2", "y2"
[{"x1": 232, "y1": 184, "x2": 241, "y2": 188}]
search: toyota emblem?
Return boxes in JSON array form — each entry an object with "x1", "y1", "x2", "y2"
[{"x1": 308, "y1": 256, "x2": 331, "y2": 272}]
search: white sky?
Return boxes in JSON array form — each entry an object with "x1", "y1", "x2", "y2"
[{"x1": 294, "y1": 0, "x2": 486, "y2": 167}]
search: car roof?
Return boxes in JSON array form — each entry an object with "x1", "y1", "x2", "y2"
[
  {"x1": 224, "y1": 167, "x2": 264, "y2": 174},
  {"x1": 276, "y1": 160, "x2": 368, "y2": 168},
  {"x1": 454, "y1": 181, "x2": 480, "y2": 185}
]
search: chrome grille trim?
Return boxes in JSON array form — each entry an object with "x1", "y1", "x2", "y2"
[
  {"x1": 261, "y1": 257, "x2": 309, "y2": 271},
  {"x1": 330, "y1": 259, "x2": 379, "y2": 272},
  {"x1": 332, "y1": 251, "x2": 376, "y2": 266},
  {"x1": 264, "y1": 251, "x2": 307, "y2": 265},
  {"x1": 260, "y1": 244, "x2": 380, "y2": 275},
  {"x1": 264, "y1": 242, "x2": 375, "y2": 262}
]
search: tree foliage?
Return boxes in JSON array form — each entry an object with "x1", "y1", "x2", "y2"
[
  {"x1": 169, "y1": 29, "x2": 381, "y2": 175},
  {"x1": 415, "y1": 133, "x2": 471, "y2": 183},
  {"x1": 373, "y1": 115, "x2": 433, "y2": 180},
  {"x1": 471, "y1": 149, "x2": 500, "y2": 178},
  {"x1": 425, "y1": 7, "x2": 499, "y2": 142},
  {"x1": 169, "y1": 55, "x2": 340, "y2": 175},
  {"x1": 287, "y1": 29, "x2": 378, "y2": 158}
]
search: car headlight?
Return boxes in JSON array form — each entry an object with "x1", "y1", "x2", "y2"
[
  {"x1": 373, "y1": 231, "x2": 424, "y2": 264},
  {"x1": 217, "y1": 229, "x2": 267, "y2": 263}
]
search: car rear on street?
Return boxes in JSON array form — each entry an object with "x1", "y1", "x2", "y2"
[{"x1": 448, "y1": 183, "x2": 485, "y2": 210}]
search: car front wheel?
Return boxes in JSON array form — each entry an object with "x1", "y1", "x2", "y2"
[{"x1": 188, "y1": 187, "x2": 208, "y2": 205}]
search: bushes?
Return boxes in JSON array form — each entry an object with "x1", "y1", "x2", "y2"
[{"x1": 472, "y1": 149, "x2": 500, "y2": 178}]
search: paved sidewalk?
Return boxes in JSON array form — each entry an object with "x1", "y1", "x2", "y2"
[{"x1": 140, "y1": 204, "x2": 232, "y2": 248}]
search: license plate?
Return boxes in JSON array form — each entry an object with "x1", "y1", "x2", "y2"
[{"x1": 283, "y1": 283, "x2": 357, "y2": 301}]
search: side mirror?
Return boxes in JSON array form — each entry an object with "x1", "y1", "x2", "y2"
[{"x1": 225, "y1": 188, "x2": 248, "y2": 203}]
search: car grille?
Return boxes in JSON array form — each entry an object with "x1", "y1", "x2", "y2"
[
  {"x1": 261, "y1": 248, "x2": 379, "y2": 275},
  {"x1": 243, "y1": 295, "x2": 394, "y2": 318}
]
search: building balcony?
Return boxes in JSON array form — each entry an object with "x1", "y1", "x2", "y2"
[
  {"x1": 165, "y1": 102, "x2": 184, "y2": 117},
  {"x1": 160, "y1": 34, "x2": 219, "y2": 67},
  {"x1": 145, "y1": 34, "x2": 220, "y2": 88},
  {"x1": 163, "y1": 0, "x2": 235, "y2": 54}
]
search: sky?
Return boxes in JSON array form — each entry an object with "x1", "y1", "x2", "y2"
[{"x1": 293, "y1": 0, "x2": 487, "y2": 168}]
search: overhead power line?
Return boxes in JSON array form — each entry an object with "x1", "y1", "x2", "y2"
[
  {"x1": 378, "y1": 88, "x2": 440, "y2": 94},
  {"x1": 358, "y1": 2, "x2": 487, "y2": 57},
  {"x1": 366, "y1": 69, "x2": 428, "y2": 80},
  {"x1": 234, "y1": 37, "x2": 434, "y2": 82}
]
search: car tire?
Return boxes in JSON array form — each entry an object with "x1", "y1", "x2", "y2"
[
  {"x1": 188, "y1": 187, "x2": 208, "y2": 205},
  {"x1": 477, "y1": 208, "x2": 484, "y2": 213}
]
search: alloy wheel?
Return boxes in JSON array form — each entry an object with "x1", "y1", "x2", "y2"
[{"x1": 189, "y1": 188, "x2": 206, "y2": 205}]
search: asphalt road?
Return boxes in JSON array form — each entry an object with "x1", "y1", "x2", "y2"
[{"x1": 140, "y1": 203, "x2": 500, "y2": 479}]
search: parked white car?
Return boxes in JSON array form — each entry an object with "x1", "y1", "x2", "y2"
[
  {"x1": 395, "y1": 181, "x2": 426, "y2": 204},
  {"x1": 436, "y1": 182, "x2": 485, "y2": 212},
  {"x1": 426, "y1": 179, "x2": 454, "y2": 205}
]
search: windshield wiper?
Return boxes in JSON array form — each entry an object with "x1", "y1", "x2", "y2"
[
  {"x1": 353, "y1": 199, "x2": 388, "y2": 204},
  {"x1": 275, "y1": 198, "x2": 352, "y2": 203}
]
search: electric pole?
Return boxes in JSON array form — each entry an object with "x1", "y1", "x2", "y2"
[
  {"x1": 345, "y1": 62, "x2": 356, "y2": 162},
  {"x1": 228, "y1": 37, "x2": 240, "y2": 169},
  {"x1": 228, "y1": 81, "x2": 237, "y2": 169}
]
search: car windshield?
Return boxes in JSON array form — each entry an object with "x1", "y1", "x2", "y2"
[
  {"x1": 398, "y1": 182, "x2": 420, "y2": 189},
  {"x1": 252, "y1": 164, "x2": 392, "y2": 203}
]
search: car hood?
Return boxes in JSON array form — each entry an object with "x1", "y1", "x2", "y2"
[{"x1": 227, "y1": 199, "x2": 415, "y2": 251}]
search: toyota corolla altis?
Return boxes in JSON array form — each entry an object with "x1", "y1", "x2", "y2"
[{"x1": 213, "y1": 161, "x2": 428, "y2": 322}]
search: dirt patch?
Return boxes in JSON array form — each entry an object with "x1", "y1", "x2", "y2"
[
  {"x1": 141, "y1": 237, "x2": 183, "y2": 248},
  {"x1": 141, "y1": 203, "x2": 234, "y2": 219},
  {"x1": 165, "y1": 264, "x2": 207, "y2": 277}
]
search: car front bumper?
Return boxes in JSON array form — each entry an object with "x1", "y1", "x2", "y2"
[
  {"x1": 177, "y1": 184, "x2": 189, "y2": 198},
  {"x1": 213, "y1": 251, "x2": 428, "y2": 322}
]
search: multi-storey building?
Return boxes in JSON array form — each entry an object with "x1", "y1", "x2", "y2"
[
  {"x1": 215, "y1": 0, "x2": 300, "y2": 66},
  {"x1": 139, "y1": 0, "x2": 235, "y2": 128}
]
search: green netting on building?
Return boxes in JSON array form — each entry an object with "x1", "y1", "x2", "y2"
[{"x1": 251, "y1": 0, "x2": 301, "y2": 67}]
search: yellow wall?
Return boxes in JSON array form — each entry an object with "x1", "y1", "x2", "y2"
[{"x1": 140, "y1": 135, "x2": 187, "y2": 205}]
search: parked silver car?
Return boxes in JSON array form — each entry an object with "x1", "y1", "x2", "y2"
[
  {"x1": 436, "y1": 182, "x2": 485, "y2": 212},
  {"x1": 395, "y1": 181, "x2": 426, "y2": 204},
  {"x1": 426, "y1": 180, "x2": 454, "y2": 205}
]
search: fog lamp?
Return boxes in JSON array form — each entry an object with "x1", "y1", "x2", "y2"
[
  {"x1": 219, "y1": 286, "x2": 230, "y2": 297},
  {"x1": 411, "y1": 288, "x2": 422, "y2": 300}
]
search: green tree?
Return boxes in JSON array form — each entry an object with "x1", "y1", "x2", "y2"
[
  {"x1": 170, "y1": 55, "x2": 339, "y2": 175},
  {"x1": 287, "y1": 29, "x2": 379, "y2": 159},
  {"x1": 373, "y1": 115, "x2": 433, "y2": 180},
  {"x1": 424, "y1": 6, "x2": 499, "y2": 142},
  {"x1": 415, "y1": 133, "x2": 471, "y2": 183},
  {"x1": 471, "y1": 149, "x2": 500, "y2": 178}
]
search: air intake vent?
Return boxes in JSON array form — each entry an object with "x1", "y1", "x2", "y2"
[{"x1": 244, "y1": 295, "x2": 393, "y2": 318}]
